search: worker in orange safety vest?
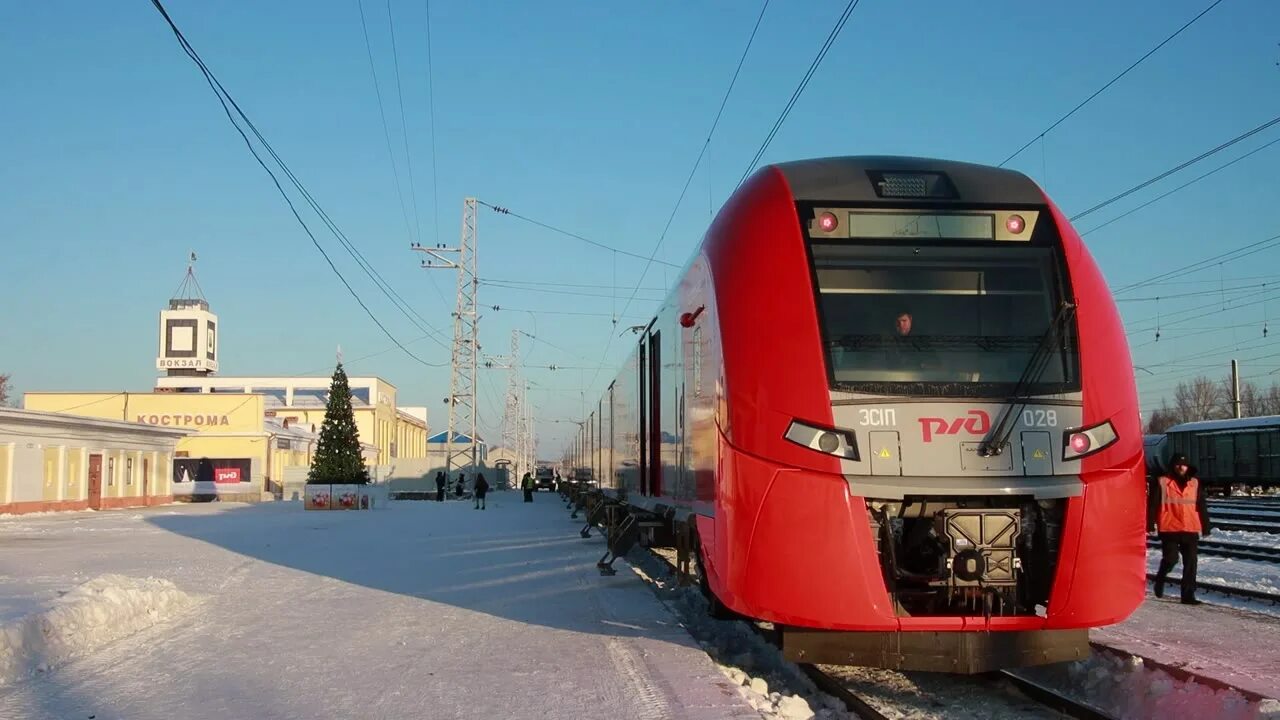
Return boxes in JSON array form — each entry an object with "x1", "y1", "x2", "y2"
[{"x1": 1147, "y1": 453, "x2": 1212, "y2": 605}]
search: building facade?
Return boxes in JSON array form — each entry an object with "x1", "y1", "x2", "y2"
[
  {"x1": 151, "y1": 376, "x2": 427, "y2": 463},
  {"x1": 22, "y1": 392, "x2": 357, "y2": 500},
  {"x1": 0, "y1": 408, "x2": 187, "y2": 515}
]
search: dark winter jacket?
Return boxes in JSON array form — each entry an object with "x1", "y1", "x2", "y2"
[
  {"x1": 1146, "y1": 463, "x2": 1212, "y2": 534},
  {"x1": 474, "y1": 475, "x2": 489, "y2": 494}
]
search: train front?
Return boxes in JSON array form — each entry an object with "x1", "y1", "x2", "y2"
[{"x1": 703, "y1": 157, "x2": 1145, "y2": 673}]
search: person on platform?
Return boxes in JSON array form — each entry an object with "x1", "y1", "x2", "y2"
[
  {"x1": 1148, "y1": 453, "x2": 1212, "y2": 605},
  {"x1": 434, "y1": 471, "x2": 446, "y2": 502},
  {"x1": 521, "y1": 472, "x2": 535, "y2": 503},
  {"x1": 473, "y1": 473, "x2": 489, "y2": 510}
]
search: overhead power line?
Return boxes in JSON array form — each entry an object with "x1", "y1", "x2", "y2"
[
  {"x1": 481, "y1": 281, "x2": 664, "y2": 301},
  {"x1": 356, "y1": 0, "x2": 415, "y2": 246},
  {"x1": 1082, "y1": 134, "x2": 1280, "y2": 236},
  {"x1": 585, "y1": 0, "x2": 774, "y2": 396},
  {"x1": 480, "y1": 277, "x2": 668, "y2": 292},
  {"x1": 423, "y1": 0, "x2": 441, "y2": 247},
  {"x1": 1114, "y1": 231, "x2": 1280, "y2": 294},
  {"x1": 384, "y1": 0, "x2": 423, "y2": 243},
  {"x1": 1070, "y1": 113, "x2": 1280, "y2": 222},
  {"x1": 998, "y1": 0, "x2": 1226, "y2": 167},
  {"x1": 149, "y1": 0, "x2": 447, "y2": 367},
  {"x1": 736, "y1": 0, "x2": 863, "y2": 187},
  {"x1": 476, "y1": 200, "x2": 681, "y2": 268}
]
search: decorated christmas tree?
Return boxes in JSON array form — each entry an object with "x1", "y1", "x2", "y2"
[{"x1": 307, "y1": 363, "x2": 371, "y2": 485}]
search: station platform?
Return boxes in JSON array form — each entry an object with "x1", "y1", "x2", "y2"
[
  {"x1": 0, "y1": 494, "x2": 757, "y2": 719},
  {"x1": 1093, "y1": 596, "x2": 1280, "y2": 702}
]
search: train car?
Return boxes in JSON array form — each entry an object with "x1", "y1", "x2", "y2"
[
  {"x1": 576, "y1": 156, "x2": 1145, "y2": 673},
  {"x1": 1163, "y1": 415, "x2": 1280, "y2": 491},
  {"x1": 1143, "y1": 433, "x2": 1169, "y2": 478}
]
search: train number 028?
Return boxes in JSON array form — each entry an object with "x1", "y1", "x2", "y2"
[
  {"x1": 859, "y1": 408, "x2": 896, "y2": 427},
  {"x1": 1022, "y1": 409, "x2": 1058, "y2": 427}
]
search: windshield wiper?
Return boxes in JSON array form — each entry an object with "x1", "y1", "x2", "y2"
[{"x1": 978, "y1": 302, "x2": 1077, "y2": 457}]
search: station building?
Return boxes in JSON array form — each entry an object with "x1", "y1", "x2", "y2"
[
  {"x1": 0, "y1": 407, "x2": 187, "y2": 514},
  {"x1": 152, "y1": 375, "x2": 428, "y2": 465},
  {"x1": 21, "y1": 267, "x2": 430, "y2": 503}
]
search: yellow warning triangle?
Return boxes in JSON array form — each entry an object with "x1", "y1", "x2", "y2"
[
  {"x1": 877, "y1": 447, "x2": 892, "y2": 459},
  {"x1": 1032, "y1": 449, "x2": 1046, "y2": 459}
]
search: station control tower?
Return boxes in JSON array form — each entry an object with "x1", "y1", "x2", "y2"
[{"x1": 156, "y1": 253, "x2": 218, "y2": 378}]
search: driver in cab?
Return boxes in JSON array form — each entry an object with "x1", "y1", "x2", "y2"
[{"x1": 884, "y1": 311, "x2": 939, "y2": 373}]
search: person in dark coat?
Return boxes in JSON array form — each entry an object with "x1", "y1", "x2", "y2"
[
  {"x1": 521, "y1": 472, "x2": 534, "y2": 503},
  {"x1": 1148, "y1": 453, "x2": 1212, "y2": 604},
  {"x1": 434, "y1": 471, "x2": 446, "y2": 502},
  {"x1": 473, "y1": 473, "x2": 489, "y2": 510},
  {"x1": 454, "y1": 473, "x2": 465, "y2": 498}
]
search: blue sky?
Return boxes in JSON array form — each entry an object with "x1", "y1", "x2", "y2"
[{"x1": 2, "y1": 0, "x2": 1279, "y2": 454}]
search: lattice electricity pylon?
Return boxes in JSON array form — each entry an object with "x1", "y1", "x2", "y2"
[
  {"x1": 413, "y1": 197, "x2": 479, "y2": 479},
  {"x1": 483, "y1": 330, "x2": 526, "y2": 487}
]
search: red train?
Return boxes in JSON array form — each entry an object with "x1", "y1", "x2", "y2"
[{"x1": 569, "y1": 156, "x2": 1144, "y2": 673}]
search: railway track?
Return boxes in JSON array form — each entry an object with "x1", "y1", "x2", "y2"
[
  {"x1": 1145, "y1": 572, "x2": 1280, "y2": 604},
  {"x1": 1147, "y1": 538, "x2": 1280, "y2": 563},
  {"x1": 1209, "y1": 501, "x2": 1280, "y2": 512},
  {"x1": 800, "y1": 662, "x2": 1115, "y2": 720},
  {"x1": 1204, "y1": 517, "x2": 1280, "y2": 534},
  {"x1": 1208, "y1": 509, "x2": 1280, "y2": 523},
  {"x1": 635, "y1": 540, "x2": 1114, "y2": 719}
]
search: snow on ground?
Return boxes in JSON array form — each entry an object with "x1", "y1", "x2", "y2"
[
  {"x1": 635, "y1": 550, "x2": 1070, "y2": 720},
  {"x1": 1145, "y1": 547, "x2": 1280, "y2": 618},
  {"x1": 1010, "y1": 648, "x2": 1276, "y2": 720},
  {"x1": 0, "y1": 574, "x2": 198, "y2": 687},
  {"x1": 1212, "y1": 530, "x2": 1280, "y2": 550},
  {"x1": 634, "y1": 543, "x2": 1280, "y2": 719},
  {"x1": 1095, "y1": 594, "x2": 1280, "y2": 705},
  {"x1": 0, "y1": 497, "x2": 760, "y2": 720}
]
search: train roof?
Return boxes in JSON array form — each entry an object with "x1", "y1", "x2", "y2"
[
  {"x1": 771, "y1": 156, "x2": 1045, "y2": 205},
  {"x1": 1164, "y1": 415, "x2": 1280, "y2": 434}
]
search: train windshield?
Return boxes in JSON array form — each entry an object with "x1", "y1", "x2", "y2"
[{"x1": 813, "y1": 243, "x2": 1079, "y2": 397}]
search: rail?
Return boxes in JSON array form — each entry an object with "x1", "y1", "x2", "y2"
[
  {"x1": 1146, "y1": 572, "x2": 1280, "y2": 604},
  {"x1": 1148, "y1": 538, "x2": 1280, "y2": 564},
  {"x1": 638, "y1": 537, "x2": 1117, "y2": 719}
]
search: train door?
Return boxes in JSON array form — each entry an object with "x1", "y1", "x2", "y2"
[
  {"x1": 607, "y1": 383, "x2": 615, "y2": 487},
  {"x1": 648, "y1": 331, "x2": 662, "y2": 497},
  {"x1": 638, "y1": 340, "x2": 649, "y2": 495}
]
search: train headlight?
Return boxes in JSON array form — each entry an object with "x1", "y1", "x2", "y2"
[
  {"x1": 1061, "y1": 420, "x2": 1117, "y2": 461},
  {"x1": 784, "y1": 420, "x2": 859, "y2": 461}
]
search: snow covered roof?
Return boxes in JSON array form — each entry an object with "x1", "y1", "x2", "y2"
[
  {"x1": 264, "y1": 418, "x2": 317, "y2": 440},
  {"x1": 1164, "y1": 415, "x2": 1280, "y2": 435},
  {"x1": 0, "y1": 407, "x2": 190, "y2": 438},
  {"x1": 428, "y1": 431, "x2": 485, "y2": 445}
]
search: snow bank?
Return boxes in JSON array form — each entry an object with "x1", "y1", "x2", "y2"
[
  {"x1": 0, "y1": 574, "x2": 199, "y2": 686},
  {"x1": 629, "y1": 551, "x2": 849, "y2": 720},
  {"x1": 1012, "y1": 647, "x2": 1280, "y2": 720}
]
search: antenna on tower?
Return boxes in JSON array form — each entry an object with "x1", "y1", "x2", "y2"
[{"x1": 172, "y1": 250, "x2": 207, "y2": 302}]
